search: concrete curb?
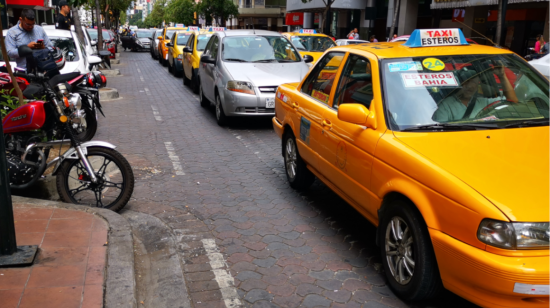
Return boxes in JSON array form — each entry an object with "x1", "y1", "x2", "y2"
[
  {"x1": 12, "y1": 196, "x2": 137, "y2": 308},
  {"x1": 100, "y1": 69, "x2": 121, "y2": 77},
  {"x1": 115, "y1": 53, "x2": 120, "y2": 58},
  {"x1": 100, "y1": 88, "x2": 120, "y2": 100},
  {"x1": 111, "y1": 59, "x2": 120, "y2": 65}
]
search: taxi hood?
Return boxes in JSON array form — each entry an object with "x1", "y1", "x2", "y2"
[
  {"x1": 393, "y1": 127, "x2": 549, "y2": 222},
  {"x1": 223, "y1": 62, "x2": 309, "y2": 87}
]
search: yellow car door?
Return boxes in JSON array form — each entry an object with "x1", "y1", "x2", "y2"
[
  {"x1": 290, "y1": 51, "x2": 347, "y2": 170},
  {"x1": 183, "y1": 33, "x2": 194, "y2": 80},
  {"x1": 318, "y1": 52, "x2": 384, "y2": 221}
]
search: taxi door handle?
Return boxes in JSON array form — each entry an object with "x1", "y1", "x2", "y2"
[
  {"x1": 292, "y1": 102, "x2": 299, "y2": 108},
  {"x1": 322, "y1": 119, "x2": 332, "y2": 128}
]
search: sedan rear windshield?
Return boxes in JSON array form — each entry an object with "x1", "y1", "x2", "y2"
[
  {"x1": 381, "y1": 54, "x2": 549, "y2": 131},
  {"x1": 222, "y1": 36, "x2": 300, "y2": 63},
  {"x1": 136, "y1": 31, "x2": 153, "y2": 38},
  {"x1": 291, "y1": 36, "x2": 335, "y2": 52},
  {"x1": 50, "y1": 37, "x2": 80, "y2": 62}
]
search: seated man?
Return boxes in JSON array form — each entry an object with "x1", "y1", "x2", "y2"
[{"x1": 433, "y1": 64, "x2": 518, "y2": 122}]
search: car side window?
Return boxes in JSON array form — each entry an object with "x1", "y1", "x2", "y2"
[
  {"x1": 333, "y1": 54, "x2": 373, "y2": 110},
  {"x1": 210, "y1": 36, "x2": 220, "y2": 59},
  {"x1": 301, "y1": 52, "x2": 345, "y2": 105},
  {"x1": 204, "y1": 37, "x2": 214, "y2": 55},
  {"x1": 187, "y1": 34, "x2": 194, "y2": 49},
  {"x1": 170, "y1": 34, "x2": 176, "y2": 45}
]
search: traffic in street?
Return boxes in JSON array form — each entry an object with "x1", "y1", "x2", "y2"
[{"x1": 89, "y1": 27, "x2": 548, "y2": 308}]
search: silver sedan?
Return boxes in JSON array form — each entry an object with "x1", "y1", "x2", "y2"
[{"x1": 198, "y1": 30, "x2": 312, "y2": 126}]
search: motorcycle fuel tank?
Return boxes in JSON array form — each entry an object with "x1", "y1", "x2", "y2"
[{"x1": 2, "y1": 101, "x2": 46, "y2": 134}]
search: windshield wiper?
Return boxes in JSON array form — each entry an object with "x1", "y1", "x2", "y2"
[
  {"x1": 401, "y1": 123, "x2": 497, "y2": 131},
  {"x1": 503, "y1": 118, "x2": 549, "y2": 128},
  {"x1": 278, "y1": 59, "x2": 297, "y2": 62},
  {"x1": 252, "y1": 59, "x2": 278, "y2": 63},
  {"x1": 224, "y1": 58, "x2": 248, "y2": 62}
]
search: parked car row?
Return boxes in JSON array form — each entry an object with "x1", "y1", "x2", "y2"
[{"x1": 146, "y1": 26, "x2": 550, "y2": 308}]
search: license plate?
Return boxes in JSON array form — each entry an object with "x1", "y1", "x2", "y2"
[{"x1": 266, "y1": 97, "x2": 275, "y2": 108}]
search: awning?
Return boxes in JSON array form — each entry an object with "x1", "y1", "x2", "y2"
[{"x1": 431, "y1": 0, "x2": 548, "y2": 9}]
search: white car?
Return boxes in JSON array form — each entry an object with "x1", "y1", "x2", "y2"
[
  {"x1": 44, "y1": 28, "x2": 101, "y2": 74},
  {"x1": 335, "y1": 39, "x2": 369, "y2": 46},
  {"x1": 529, "y1": 53, "x2": 550, "y2": 79},
  {"x1": 43, "y1": 25, "x2": 97, "y2": 57}
]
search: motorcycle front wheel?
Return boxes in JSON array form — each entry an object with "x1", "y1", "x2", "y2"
[{"x1": 56, "y1": 147, "x2": 134, "y2": 212}]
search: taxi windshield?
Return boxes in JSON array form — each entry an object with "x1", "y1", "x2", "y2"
[
  {"x1": 222, "y1": 36, "x2": 301, "y2": 63},
  {"x1": 381, "y1": 54, "x2": 549, "y2": 131},
  {"x1": 165, "y1": 30, "x2": 176, "y2": 40},
  {"x1": 291, "y1": 36, "x2": 335, "y2": 52},
  {"x1": 176, "y1": 33, "x2": 191, "y2": 45},
  {"x1": 197, "y1": 34, "x2": 212, "y2": 51}
]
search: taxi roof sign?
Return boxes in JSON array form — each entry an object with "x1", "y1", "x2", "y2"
[
  {"x1": 299, "y1": 29, "x2": 316, "y2": 34},
  {"x1": 175, "y1": 23, "x2": 185, "y2": 28},
  {"x1": 187, "y1": 26, "x2": 200, "y2": 31},
  {"x1": 403, "y1": 28, "x2": 469, "y2": 48},
  {"x1": 208, "y1": 27, "x2": 226, "y2": 32}
]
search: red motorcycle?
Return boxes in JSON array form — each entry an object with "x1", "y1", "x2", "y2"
[{"x1": 2, "y1": 46, "x2": 134, "y2": 211}]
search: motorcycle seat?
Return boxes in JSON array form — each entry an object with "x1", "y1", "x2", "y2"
[{"x1": 48, "y1": 72, "x2": 81, "y2": 88}]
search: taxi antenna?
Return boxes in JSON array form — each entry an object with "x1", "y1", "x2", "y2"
[{"x1": 454, "y1": 20, "x2": 499, "y2": 47}]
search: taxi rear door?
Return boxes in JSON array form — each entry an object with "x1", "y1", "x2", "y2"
[
  {"x1": 317, "y1": 52, "x2": 384, "y2": 221},
  {"x1": 291, "y1": 51, "x2": 346, "y2": 170}
]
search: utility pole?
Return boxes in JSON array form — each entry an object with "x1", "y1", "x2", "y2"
[{"x1": 496, "y1": 0, "x2": 508, "y2": 47}]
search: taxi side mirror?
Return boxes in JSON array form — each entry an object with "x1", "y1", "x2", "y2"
[
  {"x1": 183, "y1": 46, "x2": 192, "y2": 53},
  {"x1": 157, "y1": 36, "x2": 163, "y2": 40},
  {"x1": 201, "y1": 55, "x2": 216, "y2": 64},
  {"x1": 338, "y1": 104, "x2": 370, "y2": 126},
  {"x1": 303, "y1": 55, "x2": 314, "y2": 63},
  {"x1": 166, "y1": 42, "x2": 173, "y2": 47}
]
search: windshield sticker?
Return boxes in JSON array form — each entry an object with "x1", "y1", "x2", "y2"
[
  {"x1": 300, "y1": 117, "x2": 311, "y2": 145},
  {"x1": 312, "y1": 90, "x2": 330, "y2": 103},
  {"x1": 401, "y1": 73, "x2": 458, "y2": 87},
  {"x1": 388, "y1": 61, "x2": 422, "y2": 72},
  {"x1": 422, "y1": 58, "x2": 445, "y2": 71}
]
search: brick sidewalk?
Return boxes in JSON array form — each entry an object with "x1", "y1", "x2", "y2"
[{"x1": 0, "y1": 205, "x2": 108, "y2": 308}]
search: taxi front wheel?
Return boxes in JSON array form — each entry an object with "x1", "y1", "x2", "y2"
[
  {"x1": 379, "y1": 199, "x2": 443, "y2": 301},
  {"x1": 283, "y1": 132, "x2": 314, "y2": 190}
]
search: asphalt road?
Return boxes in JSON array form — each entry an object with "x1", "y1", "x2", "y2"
[{"x1": 95, "y1": 50, "x2": 480, "y2": 308}]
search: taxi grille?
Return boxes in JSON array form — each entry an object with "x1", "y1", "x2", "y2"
[{"x1": 259, "y1": 86, "x2": 277, "y2": 93}]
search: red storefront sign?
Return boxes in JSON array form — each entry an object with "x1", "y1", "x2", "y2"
[
  {"x1": 6, "y1": 0, "x2": 46, "y2": 6},
  {"x1": 285, "y1": 12, "x2": 303, "y2": 26},
  {"x1": 314, "y1": 13, "x2": 319, "y2": 25}
]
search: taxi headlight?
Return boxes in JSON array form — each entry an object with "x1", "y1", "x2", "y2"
[
  {"x1": 478, "y1": 219, "x2": 549, "y2": 249},
  {"x1": 227, "y1": 80, "x2": 255, "y2": 95}
]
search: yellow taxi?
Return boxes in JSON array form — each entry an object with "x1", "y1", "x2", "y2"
[
  {"x1": 166, "y1": 28, "x2": 196, "y2": 77},
  {"x1": 158, "y1": 26, "x2": 187, "y2": 67},
  {"x1": 272, "y1": 28, "x2": 549, "y2": 308},
  {"x1": 182, "y1": 27, "x2": 223, "y2": 93},
  {"x1": 282, "y1": 29, "x2": 336, "y2": 63}
]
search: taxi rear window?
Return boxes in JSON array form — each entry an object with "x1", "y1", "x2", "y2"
[{"x1": 381, "y1": 54, "x2": 549, "y2": 131}]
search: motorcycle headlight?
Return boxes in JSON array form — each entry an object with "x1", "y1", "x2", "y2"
[
  {"x1": 227, "y1": 80, "x2": 255, "y2": 95},
  {"x1": 67, "y1": 93, "x2": 82, "y2": 110},
  {"x1": 55, "y1": 83, "x2": 69, "y2": 98},
  {"x1": 478, "y1": 219, "x2": 550, "y2": 249}
]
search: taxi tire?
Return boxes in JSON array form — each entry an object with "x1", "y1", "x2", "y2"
[
  {"x1": 191, "y1": 73, "x2": 199, "y2": 94},
  {"x1": 183, "y1": 71, "x2": 190, "y2": 86},
  {"x1": 174, "y1": 63, "x2": 182, "y2": 77},
  {"x1": 199, "y1": 80, "x2": 209, "y2": 108},
  {"x1": 215, "y1": 95, "x2": 228, "y2": 126},
  {"x1": 378, "y1": 199, "x2": 443, "y2": 301},
  {"x1": 283, "y1": 132, "x2": 315, "y2": 190}
]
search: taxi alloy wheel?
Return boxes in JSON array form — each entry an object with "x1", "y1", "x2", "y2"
[
  {"x1": 283, "y1": 132, "x2": 314, "y2": 190},
  {"x1": 215, "y1": 95, "x2": 228, "y2": 126},
  {"x1": 379, "y1": 199, "x2": 443, "y2": 300}
]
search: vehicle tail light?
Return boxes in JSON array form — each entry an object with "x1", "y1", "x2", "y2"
[
  {"x1": 87, "y1": 73, "x2": 95, "y2": 87},
  {"x1": 100, "y1": 75, "x2": 107, "y2": 85}
]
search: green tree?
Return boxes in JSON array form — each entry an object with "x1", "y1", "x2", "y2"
[
  {"x1": 146, "y1": 0, "x2": 167, "y2": 28},
  {"x1": 196, "y1": 0, "x2": 238, "y2": 27},
  {"x1": 128, "y1": 10, "x2": 143, "y2": 26},
  {"x1": 164, "y1": 0, "x2": 195, "y2": 26}
]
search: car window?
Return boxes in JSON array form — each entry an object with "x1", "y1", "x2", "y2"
[
  {"x1": 165, "y1": 30, "x2": 176, "y2": 40},
  {"x1": 333, "y1": 54, "x2": 373, "y2": 110},
  {"x1": 210, "y1": 36, "x2": 220, "y2": 59},
  {"x1": 170, "y1": 33, "x2": 176, "y2": 45},
  {"x1": 381, "y1": 54, "x2": 549, "y2": 130},
  {"x1": 176, "y1": 33, "x2": 191, "y2": 45},
  {"x1": 136, "y1": 31, "x2": 153, "y2": 38},
  {"x1": 196, "y1": 34, "x2": 212, "y2": 51},
  {"x1": 301, "y1": 52, "x2": 345, "y2": 105},
  {"x1": 87, "y1": 29, "x2": 97, "y2": 40},
  {"x1": 50, "y1": 36, "x2": 80, "y2": 62},
  {"x1": 291, "y1": 36, "x2": 336, "y2": 52},
  {"x1": 222, "y1": 36, "x2": 300, "y2": 63}
]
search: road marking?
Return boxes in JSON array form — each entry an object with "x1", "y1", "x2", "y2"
[
  {"x1": 201, "y1": 239, "x2": 242, "y2": 308},
  {"x1": 151, "y1": 105, "x2": 162, "y2": 121},
  {"x1": 140, "y1": 76, "x2": 144, "y2": 82},
  {"x1": 137, "y1": 68, "x2": 141, "y2": 72},
  {"x1": 164, "y1": 142, "x2": 185, "y2": 175},
  {"x1": 144, "y1": 88, "x2": 151, "y2": 96}
]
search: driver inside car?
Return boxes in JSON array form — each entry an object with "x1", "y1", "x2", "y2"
[{"x1": 433, "y1": 63, "x2": 518, "y2": 122}]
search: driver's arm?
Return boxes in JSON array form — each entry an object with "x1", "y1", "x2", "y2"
[{"x1": 495, "y1": 66, "x2": 518, "y2": 103}]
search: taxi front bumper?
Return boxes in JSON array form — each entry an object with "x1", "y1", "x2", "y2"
[
  {"x1": 430, "y1": 229, "x2": 549, "y2": 308},
  {"x1": 222, "y1": 89, "x2": 276, "y2": 117}
]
